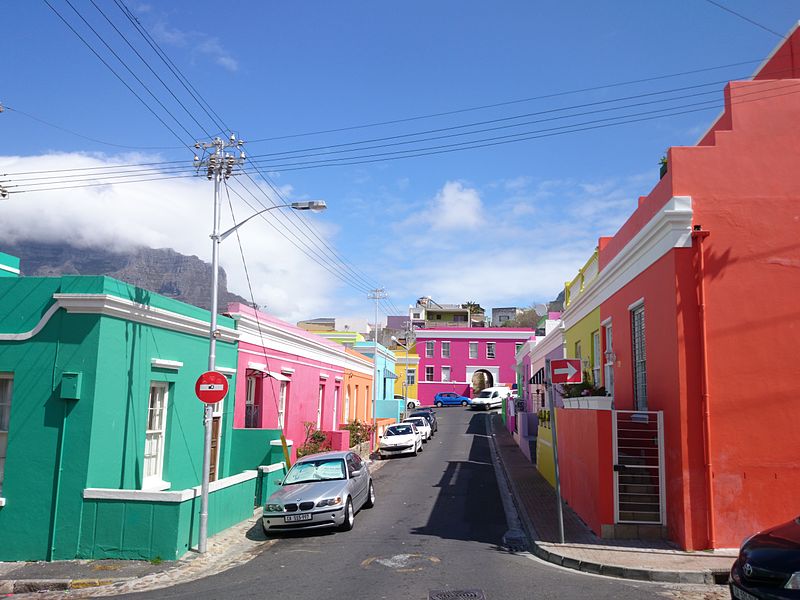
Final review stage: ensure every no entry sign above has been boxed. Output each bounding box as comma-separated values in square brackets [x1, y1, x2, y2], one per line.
[195, 371, 229, 404]
[550, 359, 582, 384]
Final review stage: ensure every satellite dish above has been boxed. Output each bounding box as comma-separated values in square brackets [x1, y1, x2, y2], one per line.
[533, 303, 548, 316]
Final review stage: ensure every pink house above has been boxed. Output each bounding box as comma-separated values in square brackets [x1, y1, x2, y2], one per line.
[414, 328, 536, 406]
[225, 303, 373, 460]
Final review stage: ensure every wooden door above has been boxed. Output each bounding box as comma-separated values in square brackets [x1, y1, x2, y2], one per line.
[209, 416, 221, 482]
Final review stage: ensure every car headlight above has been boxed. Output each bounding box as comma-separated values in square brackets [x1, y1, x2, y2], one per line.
[786, 572, 800, 589]
[264, 503, 284, 513]
[316, 496, 343, 507]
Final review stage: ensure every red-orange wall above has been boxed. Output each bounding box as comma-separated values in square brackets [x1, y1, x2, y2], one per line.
[597, 67, 800, 549]
[556, 408, 614, 535]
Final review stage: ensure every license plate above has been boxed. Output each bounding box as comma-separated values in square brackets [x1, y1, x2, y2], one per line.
[731, 584, 759, 600]
[284, 513, 313, 523]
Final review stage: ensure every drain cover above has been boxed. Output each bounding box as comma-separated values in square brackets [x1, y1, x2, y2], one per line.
[429, 591, 486, 600]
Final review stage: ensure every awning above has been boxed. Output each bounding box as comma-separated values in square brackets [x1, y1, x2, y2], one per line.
[383, 369, 398, 380]
[247, 362, 290, 381]
[529, 367, 545, 385]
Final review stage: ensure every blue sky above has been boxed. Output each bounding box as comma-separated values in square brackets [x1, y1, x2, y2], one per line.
[1, 1, 798, 325]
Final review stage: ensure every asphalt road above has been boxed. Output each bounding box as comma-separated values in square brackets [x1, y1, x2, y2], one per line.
[119, 409, 705, 600]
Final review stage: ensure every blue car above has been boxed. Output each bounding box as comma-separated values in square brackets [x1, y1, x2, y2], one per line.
[433, 392, 472, 407]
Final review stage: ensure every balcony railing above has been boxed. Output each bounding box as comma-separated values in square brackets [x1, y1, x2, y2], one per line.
[564, 249, 599, 307]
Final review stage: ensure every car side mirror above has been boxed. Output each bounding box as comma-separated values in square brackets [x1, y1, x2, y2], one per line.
[350, 469, 362, 478]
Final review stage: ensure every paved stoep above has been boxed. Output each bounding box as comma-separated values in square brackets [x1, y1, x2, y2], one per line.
[86, 409, 712, 600]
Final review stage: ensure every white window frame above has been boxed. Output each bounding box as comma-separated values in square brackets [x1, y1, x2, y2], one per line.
[406, 368, 416, 386]
[317, 384, 324, 429]
[425, 341, 434, 358]
[486, 342, 496, 359]
[344, 388, 351, 423]
[332, 387, 339, 429]
[592, 330, 602, 387]
[425, 366, 434, 382]
[631, 304, 647, 410]
[0, 373, 13, 496]
[441, 341, 451, 358]
[278, 381, 288, 429]
[144, 382, 169, 490]
[604, 322, 614, 398]
[441, 366, 451, 382]
[245, 375, 258, 428]
[469, 341, 478, 359]
[515, 342, 523, 355]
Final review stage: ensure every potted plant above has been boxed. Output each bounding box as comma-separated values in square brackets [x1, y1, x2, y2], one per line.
[557, 371, 611, 409]
[659, 154, 668, 179]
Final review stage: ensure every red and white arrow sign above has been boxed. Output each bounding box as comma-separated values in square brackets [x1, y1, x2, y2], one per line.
[550, 359, 582, 384]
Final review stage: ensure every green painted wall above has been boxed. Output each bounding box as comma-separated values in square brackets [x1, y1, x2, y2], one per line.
[564, 307, 602, 385]
[227, 429, 282, 474]
[0, 275, 250, 561]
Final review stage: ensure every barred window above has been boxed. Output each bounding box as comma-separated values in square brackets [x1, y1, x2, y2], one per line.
[631, 305, 647, 410]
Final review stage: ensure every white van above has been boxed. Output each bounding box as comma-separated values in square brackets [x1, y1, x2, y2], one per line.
[470, 386, 512, 410]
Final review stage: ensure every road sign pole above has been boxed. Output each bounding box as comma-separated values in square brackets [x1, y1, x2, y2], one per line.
[545, 358, 566, 544]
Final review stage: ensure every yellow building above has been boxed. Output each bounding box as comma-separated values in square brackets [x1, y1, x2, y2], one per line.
[392, 346, 419, 402]
[561, 248, 604, 387]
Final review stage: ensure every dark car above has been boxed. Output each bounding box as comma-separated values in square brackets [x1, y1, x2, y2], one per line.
[433, 392, 471, 407]
[730, 516, 800, 599]
[409, 410, 437, 433]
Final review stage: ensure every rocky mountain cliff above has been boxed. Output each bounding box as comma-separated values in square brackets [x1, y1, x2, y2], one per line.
[1, 241, 250, 312]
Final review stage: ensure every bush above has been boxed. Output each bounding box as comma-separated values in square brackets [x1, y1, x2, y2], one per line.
[342, 420, 373, 447]
[296, 421, 331, 458]
[557, 371, 607, 398]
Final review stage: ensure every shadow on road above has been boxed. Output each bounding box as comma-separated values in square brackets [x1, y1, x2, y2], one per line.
[410, 413, 507, 545]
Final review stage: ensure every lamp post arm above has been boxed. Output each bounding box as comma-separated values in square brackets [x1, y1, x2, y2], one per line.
[217, 204, 290, 242]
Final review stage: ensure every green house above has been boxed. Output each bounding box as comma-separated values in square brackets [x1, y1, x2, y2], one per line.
[0, 270, 285, 561]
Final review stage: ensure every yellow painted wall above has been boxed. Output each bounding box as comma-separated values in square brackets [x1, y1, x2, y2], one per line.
[564, 306, 602, 386]
[536, 410, 556, 487]
[393, 352, 419, 400]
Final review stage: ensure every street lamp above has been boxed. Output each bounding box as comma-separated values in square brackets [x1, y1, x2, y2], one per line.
[199, 168, 326, 553]
[391, 335, 409, 409]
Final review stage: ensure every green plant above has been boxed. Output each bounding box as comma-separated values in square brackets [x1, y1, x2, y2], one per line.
[342, 420, 373, 447]
[658, 154, 668, 168]
[149, 556, 163, 565]
[296, 421, 331, 458]
[557, 370, 607, 398]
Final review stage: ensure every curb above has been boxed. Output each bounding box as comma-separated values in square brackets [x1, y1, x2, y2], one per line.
[0, 577, 131, 594]
[487, 414, 728, 586]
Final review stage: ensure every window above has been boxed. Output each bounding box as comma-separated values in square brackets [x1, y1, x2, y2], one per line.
[317, 384, 324, 429]
[0, 374, 13, 495]
[406, 368, 416, 386]
[486, 342, 496, 359]
[604, 323, 614, 398]
[425, 366, 434, 381]
[345, 388, 351, 423]
[144, 382, 169, 488]
[441, 366, 451, 382]
[515, 342, 523, 355]
[332, 387, 339, 429]
[575, 340, 582, 361]
[412, 312, 421, 319]
[244, 375, 260, 428]
[425, 341, 434, 358]
[435, 314, 442, 320]
[278, 381, 288, 428]
[499, 315, 509, 322]
[454, 314, 467, 322]
[441, 341, 451, 358]
[632, 305, 647, 410]
[469, 342, 478, 359]
[592, 330, 602, 387]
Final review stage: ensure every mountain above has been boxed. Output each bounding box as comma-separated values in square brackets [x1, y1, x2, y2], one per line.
[0, 241, 250, 312]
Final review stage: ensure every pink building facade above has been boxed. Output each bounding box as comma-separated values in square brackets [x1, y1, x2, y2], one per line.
[225, 303, 373, 460]
[414, 328, 536, 406]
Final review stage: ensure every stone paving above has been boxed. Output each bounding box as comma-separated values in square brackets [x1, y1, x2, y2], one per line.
[490, 414, 737, 583]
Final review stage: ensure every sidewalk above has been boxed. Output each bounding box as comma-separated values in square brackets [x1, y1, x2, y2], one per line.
[1, 457, 387, 597]
[490, 414, 736, 585]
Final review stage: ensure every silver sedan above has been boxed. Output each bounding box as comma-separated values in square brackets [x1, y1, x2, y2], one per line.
[262, 450, 375, 534]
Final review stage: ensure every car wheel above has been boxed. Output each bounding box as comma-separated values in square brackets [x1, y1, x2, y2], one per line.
[461, 400, 468, 406]
[364, 481, 375, 509]
[411, 445, 417, 456]
[419, 440, 424, 452]
[435, 401, 443, 407]
[339, 497, 355, 531]
[261, 520, 270, 537]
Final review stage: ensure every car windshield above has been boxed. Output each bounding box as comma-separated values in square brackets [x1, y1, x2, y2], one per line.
[283, 458, 346, 484]
[386, 425, 413, 436]
[405, 418, 425, 427]
[477, 390, 492, 398]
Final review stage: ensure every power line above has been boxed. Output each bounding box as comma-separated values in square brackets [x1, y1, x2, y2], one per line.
[246, 59, 763, 144]
[702, 0, 784, 38]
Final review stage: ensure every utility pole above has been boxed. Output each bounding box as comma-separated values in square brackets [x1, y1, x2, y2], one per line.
[368, 288, 387, 448]
[194, 134, 245, 554]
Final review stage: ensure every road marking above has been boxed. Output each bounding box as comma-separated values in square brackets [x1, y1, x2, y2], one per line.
[362, 553, 441, 571]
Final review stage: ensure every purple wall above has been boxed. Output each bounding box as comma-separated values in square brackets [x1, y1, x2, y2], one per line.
[415, 328, 535, 406]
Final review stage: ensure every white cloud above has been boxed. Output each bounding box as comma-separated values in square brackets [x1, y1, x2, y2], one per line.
[149, 18, 239, 72]
[0, 153, 337, 322]
[428, 180, 483, 231]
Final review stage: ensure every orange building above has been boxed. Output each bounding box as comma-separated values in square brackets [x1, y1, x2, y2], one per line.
[552, 28, 800, 550]
[342, 347, 374, 425]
